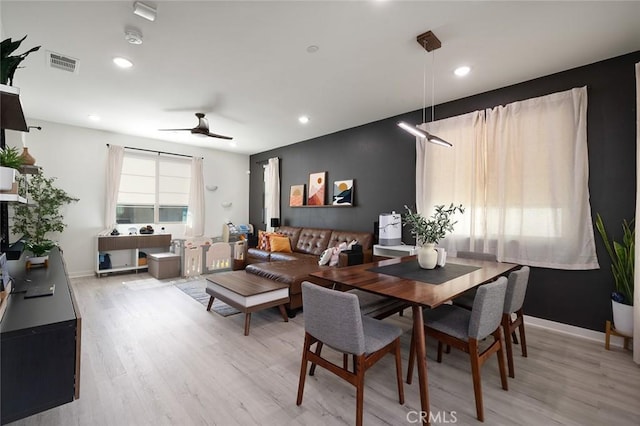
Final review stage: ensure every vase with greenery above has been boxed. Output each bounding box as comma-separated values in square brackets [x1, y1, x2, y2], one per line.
[404, 203, 464, 269]
[12, 173, 78, 259]
[595, 213, 634, 335]
[1, 35, 41, 86]
[0, 146, 24, 191]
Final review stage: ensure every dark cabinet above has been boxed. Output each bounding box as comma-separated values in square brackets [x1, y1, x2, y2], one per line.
[1, 248, 80, 424]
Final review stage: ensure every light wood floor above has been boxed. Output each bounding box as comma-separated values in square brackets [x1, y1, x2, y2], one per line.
[10, 273, 640, 426]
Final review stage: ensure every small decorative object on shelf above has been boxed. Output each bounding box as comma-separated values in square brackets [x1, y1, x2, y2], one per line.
[139, 225, 154, 234]
[19, 146, 35, 165]
[403, 203, 464, 269]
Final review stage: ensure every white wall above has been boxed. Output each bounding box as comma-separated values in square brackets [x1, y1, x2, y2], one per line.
[4, 119, 250, 277]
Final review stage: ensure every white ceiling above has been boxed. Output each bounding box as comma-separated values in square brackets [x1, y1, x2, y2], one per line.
[1, 1, 639, 155]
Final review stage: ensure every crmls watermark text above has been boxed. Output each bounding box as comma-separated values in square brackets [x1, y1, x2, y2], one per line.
[406, 410, 458, 424]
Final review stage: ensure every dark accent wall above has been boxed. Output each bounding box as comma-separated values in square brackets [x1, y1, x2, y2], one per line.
[250, 51, 640, 332]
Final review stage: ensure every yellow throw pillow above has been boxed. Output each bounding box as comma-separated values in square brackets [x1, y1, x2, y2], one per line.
[269, 234, 292, 253]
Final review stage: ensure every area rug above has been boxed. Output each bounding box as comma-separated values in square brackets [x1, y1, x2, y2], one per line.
[171, 277, 241, 317]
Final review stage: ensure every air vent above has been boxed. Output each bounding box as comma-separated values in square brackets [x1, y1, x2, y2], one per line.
[47, 51, 79, 73]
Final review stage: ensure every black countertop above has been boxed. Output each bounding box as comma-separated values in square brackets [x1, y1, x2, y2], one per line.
[1, 248, 76, 335]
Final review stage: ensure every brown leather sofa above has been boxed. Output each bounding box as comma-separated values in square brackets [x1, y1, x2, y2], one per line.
[245, 226, 373, 314]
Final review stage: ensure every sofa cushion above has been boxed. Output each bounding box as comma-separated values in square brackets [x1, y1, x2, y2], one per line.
[247, 248, 271, 262]
[275, 226, 302, 248]
[246, 260, 326, 296]
[269, 234, 292, 253]
[295, 228, 332, 255]
[269, 252, 317, 262]
[328, 230, 373, 251]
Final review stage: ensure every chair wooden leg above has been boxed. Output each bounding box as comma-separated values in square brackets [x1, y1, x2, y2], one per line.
[517, 309, 528, 357]
[494, 329, 509, 391]
[355, 354, 365, 426]
[502, 315, 515, 378]
[445, 344, 451, 354]
[296, 333, 312, 405]
[512, 331, 519, 344]
[343, 353, 349, 371]
[393, 339, 405, 404]
[406, 330, 415, 384]
[309, 342, 323, 376]
[468, 338, 484, 422]
[437, 341, 444, 363]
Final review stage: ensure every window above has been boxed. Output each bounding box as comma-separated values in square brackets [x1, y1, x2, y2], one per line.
[116, 153, 191, 224]
[417, 87, 598, 270]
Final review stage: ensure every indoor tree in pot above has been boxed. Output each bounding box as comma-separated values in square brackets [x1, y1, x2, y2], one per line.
[12, 173, 78, 264]
[595, 213, 634, 336]
[404, 203, 464, 269]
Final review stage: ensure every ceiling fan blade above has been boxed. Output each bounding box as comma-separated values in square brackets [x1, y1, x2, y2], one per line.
[158, 128, 194, 132]
[206, 132, 233, 140]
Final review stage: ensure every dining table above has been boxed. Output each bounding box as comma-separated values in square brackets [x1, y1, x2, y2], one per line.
[308, 254, 519, 425]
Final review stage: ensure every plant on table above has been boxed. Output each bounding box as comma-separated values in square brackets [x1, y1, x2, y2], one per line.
[12, 173, 78, 257]
[403, 203, 465, 246]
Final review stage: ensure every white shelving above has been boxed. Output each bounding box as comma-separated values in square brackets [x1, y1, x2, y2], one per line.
[0, 194, 26, 203]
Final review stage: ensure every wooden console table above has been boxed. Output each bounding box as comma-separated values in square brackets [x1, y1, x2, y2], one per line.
[96, 233, 171, 276]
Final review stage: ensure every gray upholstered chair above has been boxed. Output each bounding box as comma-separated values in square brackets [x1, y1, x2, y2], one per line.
[452, 251, 498, 309]
[297, 282, 404, 426]
[501, 266, 530, 378]
[407, 277, 509, 422]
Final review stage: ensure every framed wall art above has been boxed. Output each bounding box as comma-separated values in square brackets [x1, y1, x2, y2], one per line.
[307, 172, 326, 206]
[332, 179, 354, 206]
[290, 184, 305, 206]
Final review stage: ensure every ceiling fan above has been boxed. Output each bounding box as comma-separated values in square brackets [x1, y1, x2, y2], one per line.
[159, 112, 232, 140]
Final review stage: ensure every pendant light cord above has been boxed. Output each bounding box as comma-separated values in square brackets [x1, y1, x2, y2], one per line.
[422, 41, 427, 125]
[431, 50, 435, 123]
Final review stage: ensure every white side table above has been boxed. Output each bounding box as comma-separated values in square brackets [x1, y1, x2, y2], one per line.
[373, 244, 418, 258]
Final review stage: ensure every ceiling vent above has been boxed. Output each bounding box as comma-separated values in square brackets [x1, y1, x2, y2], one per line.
[47, 51, 79, 74]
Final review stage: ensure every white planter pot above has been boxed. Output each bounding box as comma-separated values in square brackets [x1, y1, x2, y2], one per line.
[0, 166, 16, 191]
[611, 300, 634, 336]
[417, 243, 438, 269]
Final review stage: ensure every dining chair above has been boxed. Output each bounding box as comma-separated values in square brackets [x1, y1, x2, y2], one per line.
[297, 282, 404, 426]
[452, 251, 498, 309]
[407, 277, 509, 422]
[501, 266, 530, 378]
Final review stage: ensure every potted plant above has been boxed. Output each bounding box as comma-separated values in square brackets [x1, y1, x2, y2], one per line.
[0, 146, 24, 191]
[12, 173, 78, 264]
[595, 213, 634, 336]
[1, 35, 41, 86]
[404, 203, 464, 269]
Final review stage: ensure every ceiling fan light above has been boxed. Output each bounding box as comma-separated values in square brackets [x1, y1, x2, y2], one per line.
[398, 121, 427, 138]
[454, 66, 471, 77]
[113, 57, 133, 68]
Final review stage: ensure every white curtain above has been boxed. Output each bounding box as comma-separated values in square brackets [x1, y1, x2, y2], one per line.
[185, 157, 204, 237]
[104, 144, 124, 233]
[417, 87, 598, 270]
[417, 111, 485, 253]
[634, 62, 639, 364]
[265, 157, 280, 231]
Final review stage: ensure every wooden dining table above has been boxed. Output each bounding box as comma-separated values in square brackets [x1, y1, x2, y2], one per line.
[308, 255, 519, 425]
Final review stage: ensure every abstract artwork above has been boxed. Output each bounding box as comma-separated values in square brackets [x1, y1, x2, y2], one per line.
[308, 172, 326, 206]
[290, 184, 305, 206]
[332, 179, 354, 205]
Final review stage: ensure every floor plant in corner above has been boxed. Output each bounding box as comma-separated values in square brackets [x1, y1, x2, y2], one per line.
[12, 173, 78, 264]
[595, 213, 634, 336]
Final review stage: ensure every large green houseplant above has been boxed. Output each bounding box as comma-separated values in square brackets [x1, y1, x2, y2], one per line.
[595, 213, 634, 335]
[404, 203, 464, 269]
[1, 35, 41, 86]
[12, 173, 78, 258]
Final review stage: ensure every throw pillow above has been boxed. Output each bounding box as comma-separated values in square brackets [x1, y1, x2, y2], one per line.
[258, 230, 271, 251]
[269, 234, 292, 253]
[318, 248, 332, 266]
[329, 242, 348, 267]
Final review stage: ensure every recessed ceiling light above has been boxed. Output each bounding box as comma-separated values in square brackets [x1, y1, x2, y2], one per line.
[306, 45, 319, 54]
[454, 66, 471, 77]
[88, 114, 100, 121]
[298, 115, 310, 124]
[113, 57, 133, 68]
[229, 141, 237, 147]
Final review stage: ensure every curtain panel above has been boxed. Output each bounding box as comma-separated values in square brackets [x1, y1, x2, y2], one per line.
[417, 87, 598, 270]
[103, 144, 124, 233]
[265, 157, 280, 231]
[185, 157, 204, 237]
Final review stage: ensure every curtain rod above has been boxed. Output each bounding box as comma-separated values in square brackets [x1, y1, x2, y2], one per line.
[106, 144, 202, 159]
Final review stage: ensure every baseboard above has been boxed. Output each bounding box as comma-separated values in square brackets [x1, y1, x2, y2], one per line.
[68, 270, 96, 279]
[525, 315, 628, 349]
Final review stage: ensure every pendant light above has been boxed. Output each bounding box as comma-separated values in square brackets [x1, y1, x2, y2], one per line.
[398, 30, 452, 148]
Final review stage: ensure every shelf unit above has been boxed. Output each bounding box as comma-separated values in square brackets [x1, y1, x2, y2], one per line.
[96, 234, 172, 276]
[373, 244, 418, 258]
